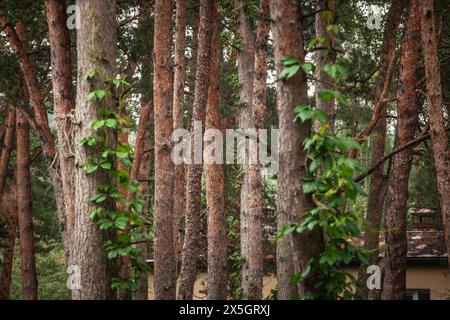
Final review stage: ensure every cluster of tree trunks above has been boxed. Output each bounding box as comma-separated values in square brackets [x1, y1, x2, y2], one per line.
[0, 0, 449, 302]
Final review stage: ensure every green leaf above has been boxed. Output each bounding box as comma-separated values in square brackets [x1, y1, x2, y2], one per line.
[324, 64, 338, 78]
[85, 162, 99, 174]
[99, 161, 112, 170]
[318, 90, 335, 101]
[294, 105, 313, 123]
[279, 64, 300, 80]
[91, 120, 106, 130]
[312, 110, 328, 124]
[114, 216, 129, 229]
[99, 220, 114, 230]
[301, 62, 316, 74]
[95, 90, 107, 99]
[105, 119, 118, 128]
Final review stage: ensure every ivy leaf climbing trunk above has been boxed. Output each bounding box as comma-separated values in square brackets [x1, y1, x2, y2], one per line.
[315, 0, 336, 133]
[72, 0, 118, 300]
[270, 0, 324, 299]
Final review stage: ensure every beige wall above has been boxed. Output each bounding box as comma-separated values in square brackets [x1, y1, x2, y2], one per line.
[148, 266, 450, 300]
[345, 265, 450, 300]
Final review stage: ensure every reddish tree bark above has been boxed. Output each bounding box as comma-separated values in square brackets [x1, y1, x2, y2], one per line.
[0, 186, 18, 300]
[0, 111, 15, 196]
[358, 0, 405, 299]
[271, 0, 324, 299]
[153, 0, 177, 300]
[173, 0, 188, 273]
[382, 0, 421, 300]
[420, 0, 450, 268]
[16, 110, 38, 300]
[133, 102, 153, 300]
[239, 0, 270, 300]
[44, 0, 76, 264]
[178, 0, 215, 300]
[205, 3, 227, 300]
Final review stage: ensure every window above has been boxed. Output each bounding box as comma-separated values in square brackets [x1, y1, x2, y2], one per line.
[406, 289, 431, 300]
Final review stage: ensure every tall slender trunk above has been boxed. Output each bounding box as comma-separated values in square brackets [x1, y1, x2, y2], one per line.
[270, 0, 324, 299]
[235, 0, 258, 300]
[358, 0, 404, 299]
[420, 0, 450, 269]
[133, 102, 153, 300]
[0, 111, 15, 195]
[315, 0, 336, 132]
[240, 0, 270, 300]
[44, 0, 76, 265]
[0, 187, 18, 300]
[153, 0, 176, 300]
[0, 110, 16, 300]
[72, 0, 118, 300]
[205, 3, 227, 300]
[382, 0, 421, 300]
[178, 0, 216, 300]
[173, 0, 188, 273]
[16, 110, 38, 300]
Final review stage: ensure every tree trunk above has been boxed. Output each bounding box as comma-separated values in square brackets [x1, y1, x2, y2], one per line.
[205, 3, 227, 300]
[153, 0, 177, 300]
[133, 102, 153, 300]
[270, 0, 324, 299]
[382, 0, 421, 300]
[420, 0, 450, 269]
[358, 0, 404, 299]
[173, 0, 188, 274]
[44, 0, 76, 265]
[72, 0, 117, 300]
[178, 0, 215, 300]
[315, 0, 336, 133]
[0, 111, 15, 195]
[0, 187, 18, 300]
[235, 0, 258, 300]
[16, 110, 38, 300]
[238, 0, 270, 300]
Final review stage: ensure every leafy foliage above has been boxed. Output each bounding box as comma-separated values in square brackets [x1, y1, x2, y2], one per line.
[79, 70, 151, 291]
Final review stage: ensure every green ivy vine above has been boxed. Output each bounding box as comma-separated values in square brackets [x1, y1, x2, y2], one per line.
[79, 68, 152, 291]
[277, 17, 368, 299]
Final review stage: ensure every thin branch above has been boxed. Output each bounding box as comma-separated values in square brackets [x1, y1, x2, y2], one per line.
[355, 128, 450, 183]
